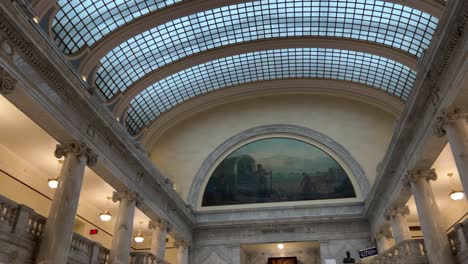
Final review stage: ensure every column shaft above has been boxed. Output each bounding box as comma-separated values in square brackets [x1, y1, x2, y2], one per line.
[408, 170, 455, 263]
[390, 213, 411, 243]
[176, 242, 189, 264]
[37, 143, 96, 264]
[444, 119, 468, 200]
[375, 234, 392, 253]
[149, 220, 167, 258]
[109, 192, 137, 264]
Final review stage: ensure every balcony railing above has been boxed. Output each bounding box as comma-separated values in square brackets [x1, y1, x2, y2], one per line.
[449, 219, 468, 264]
[130, 252, 171, 264]
[0, 195, 171, 264]
[368, 239, 428, 264]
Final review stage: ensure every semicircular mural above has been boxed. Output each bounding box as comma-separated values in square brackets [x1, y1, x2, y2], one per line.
[202, 137, 356, 207]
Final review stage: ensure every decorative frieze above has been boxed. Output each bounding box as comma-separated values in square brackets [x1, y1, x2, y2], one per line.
[0, 66, 15, 94]
[54, 142, 98, 166]
[434, 107, 467, 137]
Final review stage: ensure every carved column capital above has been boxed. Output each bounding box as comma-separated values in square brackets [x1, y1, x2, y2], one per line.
[54, 142, 98, 166]
[406, 169, 437, 183]
[148, 219, 169, 231]
[112, 191, 142, 206]
[434, 107, 467, 137]
[385, 205, 410, 220]
[374, 230, 392, 240]
[174, 240, 190, 248]
[0, 67, 16, 94]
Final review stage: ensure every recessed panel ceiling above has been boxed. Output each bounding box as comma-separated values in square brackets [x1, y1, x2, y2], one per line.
[126, 48, 416, 135]
[91, 0, 437, 99]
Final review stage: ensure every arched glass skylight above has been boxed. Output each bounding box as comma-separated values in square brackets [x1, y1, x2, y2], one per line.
[95, 0, 437, 100]
[126, 48, 416, 135]
[52, 0, 182, 54]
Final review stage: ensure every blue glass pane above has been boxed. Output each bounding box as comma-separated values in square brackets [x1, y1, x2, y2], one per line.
[126, 48, 416, 135]
[52, 0, 182, 54]
[95, 0, 437, 99]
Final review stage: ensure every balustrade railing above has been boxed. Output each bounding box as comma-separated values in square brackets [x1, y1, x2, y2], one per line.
[0, 195, 18, 228]
[98, 247, 110, 264]
[26, 212, 46, 238]
[130, 252, 170, 264]
[368, 239, 428, 264]
[449, 219, 468, 264]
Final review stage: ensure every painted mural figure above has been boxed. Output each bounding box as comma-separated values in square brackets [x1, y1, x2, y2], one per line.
[202, 138, 356, 206]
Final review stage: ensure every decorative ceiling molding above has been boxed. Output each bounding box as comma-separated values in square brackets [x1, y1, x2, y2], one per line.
[111, 37, 415, 119]
[73, 0, 444, 77]
[187, 124, 371, 208]
[138, 79, 404, 148]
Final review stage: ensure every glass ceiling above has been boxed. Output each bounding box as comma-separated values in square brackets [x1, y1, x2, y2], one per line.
[94, 0, 437, 99]
[52, 0, 182, 54]
[126, 48, 416, 135]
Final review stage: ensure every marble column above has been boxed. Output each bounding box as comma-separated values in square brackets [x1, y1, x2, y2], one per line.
[175, 240, 189, 264]
[109, 191, 140, 264]
[374, 230, 392, 253]
[148, 219, 168, 258]
[435, 107, 468, 201]
[385, 205, 411, 243]
[406, 169, 455, 263]
[36, 143, 97, 264]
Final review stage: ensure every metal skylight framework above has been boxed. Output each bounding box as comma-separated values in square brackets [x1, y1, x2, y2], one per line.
[52, 0, 182, 54]
[93, 0, 437, 99]
[126, 48, 416, 135]
[47, 0, 441, 136]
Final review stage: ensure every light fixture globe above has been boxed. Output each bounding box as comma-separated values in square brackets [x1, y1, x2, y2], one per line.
[277, 243, 284, 250]
[99, 211, 112, 222]
[449, 189, 464, 201]
[134, 234, 144, 243]
[48, 178, 59, 189]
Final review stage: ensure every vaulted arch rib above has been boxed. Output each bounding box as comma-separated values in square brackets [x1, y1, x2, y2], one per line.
[89, 0, 437, 103]
[121, 48, 415, 135]
[112, 38, 417, 118]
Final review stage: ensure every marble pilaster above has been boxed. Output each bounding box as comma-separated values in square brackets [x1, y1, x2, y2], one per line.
[148, 219, 168, 258]
[406, 169, 455, 263]
[385, 205, 411, 243]
[435, 107, 468, 201]
[109, 191, 140, 264]
[36, 143, 97, 264]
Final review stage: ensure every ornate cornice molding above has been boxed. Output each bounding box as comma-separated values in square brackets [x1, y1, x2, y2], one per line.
[433, 107, 467, 137]
[112, 190, 142, 206]
[54, 142, 98, 166]
[406, 169, 438, 183]
[385, 205, 410, 220]
[0, 66, 16, 94]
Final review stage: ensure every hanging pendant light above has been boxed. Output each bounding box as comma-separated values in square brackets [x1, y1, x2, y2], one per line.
[100, 196, 113, 222]
[277, 243, 284, 250]
[448, 173, 464, 201]
[48, 160, 63, 189]
[134, 221, 145, 243]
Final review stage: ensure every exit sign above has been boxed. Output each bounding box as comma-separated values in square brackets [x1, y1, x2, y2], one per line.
[90, 229, 98, 235]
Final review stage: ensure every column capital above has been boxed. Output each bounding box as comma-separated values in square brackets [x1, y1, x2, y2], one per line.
[405, 169, 437, 183]
[434, 107, 467, 137]
[0, 67, 16, 94]
[174, 239, 190, 248]
[385, 205, 410, 220]
[54, 142, 98, 166]
[112, 190, 142, 205]
[374, 230, 392, 240]
[148, 219, 169, 231]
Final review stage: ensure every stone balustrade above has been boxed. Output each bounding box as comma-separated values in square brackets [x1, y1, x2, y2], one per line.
[448, 219, 468, 264]
[130, 252, 170, 264]
[368, 239, 428, 264]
